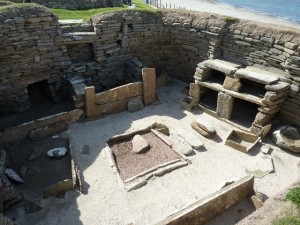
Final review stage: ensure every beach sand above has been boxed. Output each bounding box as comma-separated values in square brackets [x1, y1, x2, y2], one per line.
[159, 0, 300, 29]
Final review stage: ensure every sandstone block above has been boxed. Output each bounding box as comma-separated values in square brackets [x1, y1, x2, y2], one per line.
[142, 68, 156, 106]
[216, 92, 234, 119]
[223, 77, 242, 92]
[29, 121, 68, 141]
[191, 121, 214, 138]
[195, 119, 216, 134]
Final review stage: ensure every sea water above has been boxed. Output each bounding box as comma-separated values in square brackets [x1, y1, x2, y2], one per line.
[213, 0, 300, 23]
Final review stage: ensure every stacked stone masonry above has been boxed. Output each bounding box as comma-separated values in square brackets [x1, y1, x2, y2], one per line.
[0, 4, 299, 126]
[9, 0, 123, 9]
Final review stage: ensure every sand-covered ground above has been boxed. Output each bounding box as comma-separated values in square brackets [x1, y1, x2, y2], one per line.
[159, 0, 300, 29]
[8, 79, 300, 225]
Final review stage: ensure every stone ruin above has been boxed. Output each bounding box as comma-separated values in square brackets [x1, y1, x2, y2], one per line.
[0, 2, 300, 224]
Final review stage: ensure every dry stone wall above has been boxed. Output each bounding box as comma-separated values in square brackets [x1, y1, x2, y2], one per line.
[9, 0, 123, 9]
[0, 4, 71, 115]
[0, 6, 299, 125]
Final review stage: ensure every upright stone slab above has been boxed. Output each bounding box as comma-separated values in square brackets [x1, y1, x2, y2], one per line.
[85, 86, 101, 118]
[216, 92, 234, 119]
[142, 68, 156, 106]
[189, 83, 200, 103]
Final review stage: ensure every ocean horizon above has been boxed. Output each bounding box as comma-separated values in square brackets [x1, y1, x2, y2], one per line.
[207, 0, 300, 24]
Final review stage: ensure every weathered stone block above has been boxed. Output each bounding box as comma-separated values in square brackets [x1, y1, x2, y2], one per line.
[223, 76, 242, 92]
[142, 68, 156, 106]
[216, 92, 234, 119]
[85, 86, 101, 118]
[189, 83, 200, 103]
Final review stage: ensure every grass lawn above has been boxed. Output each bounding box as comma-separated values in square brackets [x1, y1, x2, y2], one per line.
[272, 186, 300, 225]
[50, 0, 154, 21]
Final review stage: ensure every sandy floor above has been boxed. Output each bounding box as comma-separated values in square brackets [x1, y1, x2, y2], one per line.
[11, 79, 300, 225]
[159, 0, 300, 29]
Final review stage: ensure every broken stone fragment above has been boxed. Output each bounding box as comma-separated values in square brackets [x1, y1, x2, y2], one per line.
[169, 134, 193, 156]
[47, 147, 68, 159]
[272, 126, 300, 153]
[195, 119, 216, 134]
[261, 145, 271, 154]
[191, 121, 213, 138]
[5, 168, 24, 183]
[251, 195, 264, 210]
[29, 146, 43, 161]
[132, 135, 150, 154]
[245, 154, 274, 178]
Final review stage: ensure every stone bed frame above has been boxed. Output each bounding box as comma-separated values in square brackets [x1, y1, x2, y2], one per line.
[105, 126, 190, 191]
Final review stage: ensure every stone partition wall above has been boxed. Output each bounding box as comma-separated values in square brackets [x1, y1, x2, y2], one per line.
[9, 0, 123, 9]
[0, 5, 299, 125]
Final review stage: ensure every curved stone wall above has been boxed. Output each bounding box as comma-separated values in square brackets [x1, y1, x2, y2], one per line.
[0, 6, 299, 125]
[9, 0, 123, 9]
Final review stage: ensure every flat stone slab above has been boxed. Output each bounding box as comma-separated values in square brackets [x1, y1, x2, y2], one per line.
[235, 67, 279, 85]
[245, 153, 274, 178]
[169, 134, 193, 156]
[265, 81, 290, 92]
[204, 59, 241, 75]
[195, 119, 216, 134]
[59, 19, 84, 24]
[175, 128, 204, 150]
[191, 121, 214, 138]
[132, 134, 150, 154]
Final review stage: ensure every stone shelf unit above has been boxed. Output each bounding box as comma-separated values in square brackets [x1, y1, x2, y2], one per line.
[192, 59, 291, 135]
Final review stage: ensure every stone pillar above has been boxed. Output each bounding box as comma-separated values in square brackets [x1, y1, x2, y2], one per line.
[216, 92, 234, 119]
[142, 68, 156, 106]
[223, 76, 242, 92]
[189, 83, 200, 103]
[85, 86, 101, 118]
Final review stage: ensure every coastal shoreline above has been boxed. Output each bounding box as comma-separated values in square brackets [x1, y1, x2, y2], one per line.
[159, 0, 300, 30]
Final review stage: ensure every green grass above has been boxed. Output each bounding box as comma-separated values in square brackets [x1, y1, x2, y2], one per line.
[272, 187, 300, 225]
[286, 187, 300, 208]
[50, 0, 154, 22]
[272, 216, 300, 225]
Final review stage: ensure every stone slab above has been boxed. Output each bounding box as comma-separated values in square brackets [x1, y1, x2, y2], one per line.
[29, 121, 68, 141]
[216, 92, 234, 119]
[142, 68, 156, 106]
[235, 67, 279, 85]
[85, 86, 101, 118]
[0, 111, 79, 144]
[175, 128, 204, 150]
[155, 176, 254, 225]
[204, 59, 241, 75]
[95, 82, 142, 105]
[189, 83, 200, 103]
[265, 82, 290, 92]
